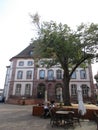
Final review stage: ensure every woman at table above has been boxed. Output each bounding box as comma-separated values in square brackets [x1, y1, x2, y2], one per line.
[43, 103, 50, 118]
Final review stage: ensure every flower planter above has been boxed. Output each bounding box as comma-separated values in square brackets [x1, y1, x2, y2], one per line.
[32, 106, 44, 116]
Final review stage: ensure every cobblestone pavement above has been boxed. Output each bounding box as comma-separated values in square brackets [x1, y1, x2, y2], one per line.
[0, 103, 97, 130]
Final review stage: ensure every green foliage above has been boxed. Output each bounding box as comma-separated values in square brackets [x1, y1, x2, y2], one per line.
[32, 17, 98, 77]
[31, 14, 98, 105]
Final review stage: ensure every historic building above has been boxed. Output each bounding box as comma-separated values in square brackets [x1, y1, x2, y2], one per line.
[4, 44, 95, 105]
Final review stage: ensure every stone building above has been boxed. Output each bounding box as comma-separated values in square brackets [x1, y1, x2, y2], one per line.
[4, 44, 95, 105]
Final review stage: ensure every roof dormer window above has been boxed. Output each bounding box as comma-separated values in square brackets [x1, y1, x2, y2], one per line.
[29, 50, 33, 56]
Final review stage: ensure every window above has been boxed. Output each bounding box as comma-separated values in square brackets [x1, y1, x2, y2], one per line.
[71, 84, 77, 95]
[48, 70, 54, 80]
[56, 87, 62, 99]
[26, 71, 32, 79]
[40, 60, 44, 66]
[15, 84, 21, 95]
[80, 70, 86, 79]
[25, 84, 31, 95]
[37, 83, 45, 98]
[96, 57, 98, 62]
[71, 71, 76, 79]
[27, 61, 33, 66]
[17, 71, 23, 79]
[81, 84, 89, 95]
[19, 61, 24, 66]
[29, 50, 33, 56]
[39, 70, 45, 79]
[56, 69, 62, 79]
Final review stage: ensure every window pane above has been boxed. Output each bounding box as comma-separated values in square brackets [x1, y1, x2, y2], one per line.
[25, 84, 31, 95]
[71, 71, 76, 79]
[15, 84, 21, 95]
[71, 84, 77, 95]
[27, 61, 33, 66]
[40, 60, 44, 66]
[26, 71, 32, 79]
[39, 70, 45, 79]
[81, 85, 89, 95]
[29, 51, 33, 56]
[48, 70, 54, 80]
[80, 70, 86, 79]
[17, 71, 23, 79]
[56, 70, 62, 79]
[19, 61, 24, 66]
[56, 87, 62, 99]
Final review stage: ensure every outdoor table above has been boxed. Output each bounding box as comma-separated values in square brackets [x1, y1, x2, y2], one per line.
[56, 110, 74, 114]
[55, 110, 74, 127]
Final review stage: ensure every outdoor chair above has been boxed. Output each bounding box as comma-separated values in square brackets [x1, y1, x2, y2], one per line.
[63, 112, 75, 129]
[93, 111, 98, 130]
[49, 108, 59, 127]
[73, 110, 81, 127]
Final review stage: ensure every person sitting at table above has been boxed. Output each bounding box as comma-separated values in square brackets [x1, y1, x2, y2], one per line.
[42, 102, 50, 118]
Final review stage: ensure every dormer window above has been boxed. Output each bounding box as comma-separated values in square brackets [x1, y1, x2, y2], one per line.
[40, 60, 44, 66]
[29, 50, 33, 56]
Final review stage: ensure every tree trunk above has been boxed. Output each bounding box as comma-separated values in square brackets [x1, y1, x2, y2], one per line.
[63, 69, 71, 106]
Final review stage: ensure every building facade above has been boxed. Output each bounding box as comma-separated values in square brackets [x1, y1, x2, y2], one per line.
[4, 44, 95, 105]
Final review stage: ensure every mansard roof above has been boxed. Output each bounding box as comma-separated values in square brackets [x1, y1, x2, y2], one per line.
[10, 44, 34, 61]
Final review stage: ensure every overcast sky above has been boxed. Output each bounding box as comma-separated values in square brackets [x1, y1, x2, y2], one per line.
[0, 0, 98, 88]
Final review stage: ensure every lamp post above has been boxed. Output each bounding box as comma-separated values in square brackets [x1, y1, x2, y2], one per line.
[94, 73, 98, 105]
[45, 90, 48, 103]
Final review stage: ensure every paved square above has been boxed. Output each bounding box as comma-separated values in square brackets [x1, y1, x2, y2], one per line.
[0, 103, 97, 130]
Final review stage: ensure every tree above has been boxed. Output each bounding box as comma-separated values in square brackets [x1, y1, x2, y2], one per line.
[31, 13, 98, 106]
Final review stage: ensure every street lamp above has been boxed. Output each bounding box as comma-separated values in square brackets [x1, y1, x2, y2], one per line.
[94, 72, 98, 105]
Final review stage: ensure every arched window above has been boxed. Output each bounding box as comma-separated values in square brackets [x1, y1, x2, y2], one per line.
[55, 84, 63, 100]
[39, 70, 45, 79]
[56, 87, 62, 99]
[56, 69, 62, 79]
[37, 84, 45, 98]
[48, 70, 54, 80]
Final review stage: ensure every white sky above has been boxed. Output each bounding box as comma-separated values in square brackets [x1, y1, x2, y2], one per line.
[0, 0, 98, 88]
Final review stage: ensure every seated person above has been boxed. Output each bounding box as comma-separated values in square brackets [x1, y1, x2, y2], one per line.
[42, 103, 50, 118]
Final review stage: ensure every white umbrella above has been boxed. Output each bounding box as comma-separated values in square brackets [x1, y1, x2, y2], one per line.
[77, 86, 86, 115]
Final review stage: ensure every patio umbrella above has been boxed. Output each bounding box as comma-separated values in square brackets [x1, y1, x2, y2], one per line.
[77, 86, 86, 115]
